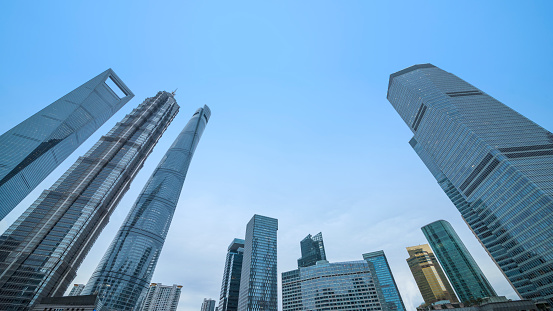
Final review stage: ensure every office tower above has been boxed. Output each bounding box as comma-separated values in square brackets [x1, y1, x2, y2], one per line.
[201, 299, 217, 311]
[68, 284, 86, 296]
[218, 239, 245, 311]
[0, 91, 179, 310]
[422, 220, 497, 302]
[82, 105, 210, 310]
[406, 244, 458, 305]
[238, 215, 278, 311]
[363, 250, 406, 311]
[297, 232, 326, 268]
[140, 283, 182, 311]
[0, 69, 133, 221]
[387, 64, 553, 303]
[282, 260, 384, 311]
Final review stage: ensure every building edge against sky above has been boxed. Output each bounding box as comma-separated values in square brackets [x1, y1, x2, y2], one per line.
[0, 68, 133, 221]
[387, 64, 553, 304]
[82, 103, 211, 311]
[422, 220, 497, 302]
[0, 90, 179, 310]
[218, 238, 245, 311]
[363, 250, 406, 311]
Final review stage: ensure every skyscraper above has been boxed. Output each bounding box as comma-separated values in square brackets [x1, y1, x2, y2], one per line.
[406, 244, 458, 305]
[387, 64, 553, 303]
[68, 284, 86, 296]
[0, 69, 133, 221]
[82, 105, 210, 310]
[282, 260, 384, 311]
[0, 91, 179, 310]
[201, 298, 217, 311]
[140, 283, 182, 311]
[238, 215, 278, 311]
[422, 220, 497, 302]
[363, 250, 406, 311]
[297, 232, 326, 268]
[218, 238, 245, 311]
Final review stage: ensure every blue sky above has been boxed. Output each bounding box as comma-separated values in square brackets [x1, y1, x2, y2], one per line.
[1, 1, 553, 310]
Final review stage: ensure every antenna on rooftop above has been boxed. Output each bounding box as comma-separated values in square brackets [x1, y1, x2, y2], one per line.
[171, 88, 178, 96]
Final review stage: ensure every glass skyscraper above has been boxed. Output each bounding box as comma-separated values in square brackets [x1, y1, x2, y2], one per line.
[387, 64, 553, 303]
[297, 232, 326, 268]
[282, 260, 384, 311]
[82, 105, 210, 310]
[238, 215, 278, 311]
[363, 251, 406, 311]
[0, 68, 133, 221]
[422, 220, 497, 302]
[0, 91, 178, 310]
[218, 238, 245, 311]
[201, 298, 217, 311]
[406, 244, 458, 305]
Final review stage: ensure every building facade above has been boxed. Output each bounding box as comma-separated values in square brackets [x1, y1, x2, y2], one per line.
[202, 298, 217, 311]
[140, 283, 182, 311]
[406, 244, 458, 305]
[82, 105, 210, 310]
[68, 284, 86, 296]
[422, 220, 497, 302]
[363, 251, 406, 311]
[298, 232, 326, 268]
[0, 91, 179, 310]
[0, 68, 133, 221]
[31, 295, 104, 311]
[237, 215, 278, 311]
[218, 238, 245, 311]
[282, 260, 384, 311]
[387, 64, 553, 303]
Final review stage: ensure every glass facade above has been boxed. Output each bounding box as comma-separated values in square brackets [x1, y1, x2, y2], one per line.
[282, 260, 384, 311]
[0, 91, 178, 310]
[0, 69, 133, 221]
[387, 64, 553, 304]
[363, 251, 406, 311]
[422, 220, 497, 302]
[140, 283, 182, 311]
[202, 298, 217, 311]
[298, 232, 326, 268]
[406, 244, 458, 305]
[68, 284, 85, 296]
[238, 215, 278, 311]
[82, 105, 210, 310]
[218, 238, 245, 311]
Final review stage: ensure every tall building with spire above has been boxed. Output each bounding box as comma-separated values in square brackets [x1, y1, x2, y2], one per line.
[218, 238, 245, 311]
[0, 91, 178, 310]
[422, 220, 497, 302]
[0, 69, 133, 221]
[82, 105, 211, 310]
[297, 232, 326, 268]
[406, 244, 458, 305]
[387, 64, 553, 303]
[238, 215, 278, 311]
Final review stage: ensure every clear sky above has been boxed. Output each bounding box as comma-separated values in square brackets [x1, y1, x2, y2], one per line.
[1, 1, 553, 310]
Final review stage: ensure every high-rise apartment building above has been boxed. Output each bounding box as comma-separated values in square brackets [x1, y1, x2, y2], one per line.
[68, 284, 86, 296]
[82, 105, 210, 310]
[0, 91, 179, 310]
[218, 238, 245, 311]
[297, 232, 326, 268]
[406, 244, 458, 305]
[387, 64, 553, 303]
[363, 251, 406, 311]
[282, 260, 384, 311]
[238, 215, 278, 311]
[140, 283, 182, 311]
[422, 220, 497, 302]
[201, 298, 217, 311]
[0, 69, 133, 221]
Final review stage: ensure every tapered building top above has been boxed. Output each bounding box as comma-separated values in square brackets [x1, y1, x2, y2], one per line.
[83, 105, 210, 311]
[298, 232, 326, 268]
[0, 69, 133, 221]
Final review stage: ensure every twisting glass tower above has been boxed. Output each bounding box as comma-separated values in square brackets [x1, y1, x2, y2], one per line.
[82, 105, 211, 311]
[0, 91, 179, 310]
[0, 69, 133, 221]
[387, 64, 553, 303]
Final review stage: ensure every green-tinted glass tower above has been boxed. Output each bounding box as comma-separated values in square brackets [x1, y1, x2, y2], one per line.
[297, 232, 326, 268]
